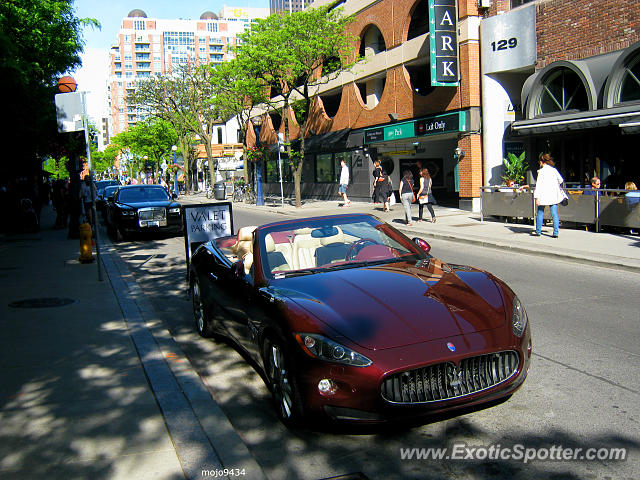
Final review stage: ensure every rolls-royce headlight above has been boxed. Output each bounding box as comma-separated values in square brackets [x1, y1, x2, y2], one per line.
[169, 207, 180, 214]
[121, 209, 136, 216]
[296, 333, 372, 367]
[512, 296, 528, 337]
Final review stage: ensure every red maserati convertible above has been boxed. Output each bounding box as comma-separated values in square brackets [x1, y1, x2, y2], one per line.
[189, 213, 531, 426]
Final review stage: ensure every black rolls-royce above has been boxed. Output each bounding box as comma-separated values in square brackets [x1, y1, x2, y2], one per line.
[106, 184, 182, 240]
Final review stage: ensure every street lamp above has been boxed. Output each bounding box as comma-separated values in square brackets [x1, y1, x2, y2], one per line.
[171, 145, 179, 197]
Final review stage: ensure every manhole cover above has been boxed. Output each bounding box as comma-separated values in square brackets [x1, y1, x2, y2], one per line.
[8, 297, 77, 308]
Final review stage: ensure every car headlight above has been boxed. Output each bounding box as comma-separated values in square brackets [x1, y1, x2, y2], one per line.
[169, 207, 180, 214]
[512, 296, 528, 337]
[121, 209, 136, 216]
[295, 333, 372, 367]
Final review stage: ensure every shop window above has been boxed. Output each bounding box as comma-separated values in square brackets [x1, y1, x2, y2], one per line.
[316, 153, 334, 183]
[359, 25, 386, 58]
[618, 54, 640, 104]
[536, 68, 589, 115]
[407, 0, 430, 41]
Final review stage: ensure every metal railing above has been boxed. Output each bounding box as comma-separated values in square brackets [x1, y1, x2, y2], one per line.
[480, 187, 640, 232]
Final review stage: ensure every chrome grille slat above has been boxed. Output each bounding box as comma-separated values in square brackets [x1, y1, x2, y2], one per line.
[381, 351, 520, 404]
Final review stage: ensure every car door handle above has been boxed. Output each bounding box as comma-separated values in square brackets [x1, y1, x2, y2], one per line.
[209, 272, 218, 281]
[258, 288, 275, 303]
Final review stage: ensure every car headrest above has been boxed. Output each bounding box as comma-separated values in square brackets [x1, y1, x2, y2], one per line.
[237, 225, 257, 242]
[293, 227, 313, 235]
[320, 231, 345, 246]
[264, 234, 275, 252]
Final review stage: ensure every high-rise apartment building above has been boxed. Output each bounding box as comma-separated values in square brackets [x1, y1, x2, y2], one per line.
[107, 7, 269, 137]
[269, 0, 307, 15]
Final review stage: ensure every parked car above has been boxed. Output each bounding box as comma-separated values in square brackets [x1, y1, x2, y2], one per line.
[95, 179, 121, 210]
[100, 185, 119, 216]
[189, 213, 531, 426]
[106, 184, 182, 241]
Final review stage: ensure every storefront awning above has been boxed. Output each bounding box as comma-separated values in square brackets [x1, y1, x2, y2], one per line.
[511, 105, 640, 135]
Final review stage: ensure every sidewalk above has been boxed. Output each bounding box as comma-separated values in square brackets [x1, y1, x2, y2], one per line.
[201, 193, 640, 272]
[0, 205, 265, 480]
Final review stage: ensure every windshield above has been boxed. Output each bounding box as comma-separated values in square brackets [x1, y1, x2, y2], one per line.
[117, 186, 170, 203]
[96, 180, 119, 193]
[259, 216, 425, 278]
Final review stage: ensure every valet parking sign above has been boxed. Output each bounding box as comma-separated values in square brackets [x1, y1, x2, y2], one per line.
[183, 202, 234, 273]
[429, 0, 459, 86]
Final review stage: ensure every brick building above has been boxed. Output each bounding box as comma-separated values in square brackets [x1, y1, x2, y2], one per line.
[481, 0, 640, 190]
[253, 0, 486, 210]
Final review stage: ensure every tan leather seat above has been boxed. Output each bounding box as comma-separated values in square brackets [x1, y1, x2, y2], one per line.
[265, 234, 291, 272]
[292, 228, 321, 269]
[231, 226, 256, 275]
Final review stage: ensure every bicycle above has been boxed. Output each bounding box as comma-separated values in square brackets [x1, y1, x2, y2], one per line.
[232, 184, 257, 204]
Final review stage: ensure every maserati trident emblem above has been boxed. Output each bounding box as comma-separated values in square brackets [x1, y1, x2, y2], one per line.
[447, 342, 456, 352]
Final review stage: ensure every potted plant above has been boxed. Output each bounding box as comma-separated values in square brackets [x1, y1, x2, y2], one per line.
[502, 152, 528, 186]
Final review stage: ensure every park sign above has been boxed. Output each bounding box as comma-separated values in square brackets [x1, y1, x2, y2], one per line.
[183, 202, 234, 277]
[429, 0, 459, 86]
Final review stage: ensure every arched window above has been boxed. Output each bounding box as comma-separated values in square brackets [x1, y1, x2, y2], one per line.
[359, 25, 386, 58]
[536, 68, 589, 115]
[618, 54, 640, 104]
[407, 0, 430, 41]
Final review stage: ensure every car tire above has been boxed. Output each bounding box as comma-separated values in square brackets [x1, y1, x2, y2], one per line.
[262, 336, 304, 426]
[192, 278, 215, 337]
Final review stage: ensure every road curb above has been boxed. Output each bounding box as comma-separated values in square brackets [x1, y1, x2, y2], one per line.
[100, 238, 267, 480]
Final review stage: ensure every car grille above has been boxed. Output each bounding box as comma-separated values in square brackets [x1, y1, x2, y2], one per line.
[138, 207, 166, 221]
[381, 351, 519, 404]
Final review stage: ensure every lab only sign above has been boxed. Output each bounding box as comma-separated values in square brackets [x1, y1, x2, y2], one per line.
[183, 202, 234, 273]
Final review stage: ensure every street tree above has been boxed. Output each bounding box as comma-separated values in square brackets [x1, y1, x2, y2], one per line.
[129, 64, 220, 189]
[0, 0, 99, 176]
[206, 58, 268, 187]
[237, 6, 358, 207]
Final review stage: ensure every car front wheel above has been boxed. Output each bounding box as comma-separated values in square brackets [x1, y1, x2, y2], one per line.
[192, 278, 214, 337]
[263, 336, 304, 426]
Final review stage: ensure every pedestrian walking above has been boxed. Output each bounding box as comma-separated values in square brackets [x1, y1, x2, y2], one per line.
[532, 153, 567, 238]
[372, 160, 392, 211]
[338, 159, 351, 207]
[416, 168, 436, 223]
[79, 175, 97, 228]
[399, 170, 415, 226]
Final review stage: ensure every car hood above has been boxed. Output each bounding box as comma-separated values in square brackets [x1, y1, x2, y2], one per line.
[116, 200, 178, 208]
[272, 261, 507, 350]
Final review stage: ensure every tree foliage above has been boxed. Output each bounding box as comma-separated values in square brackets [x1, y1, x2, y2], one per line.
[236, 6, 358, 207]
[129, 64, 220, 189]
[108, 119, 177, 180]
[0, 0, 99, 176]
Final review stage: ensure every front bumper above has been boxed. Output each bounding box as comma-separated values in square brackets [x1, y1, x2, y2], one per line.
[294, 327, 532, 423]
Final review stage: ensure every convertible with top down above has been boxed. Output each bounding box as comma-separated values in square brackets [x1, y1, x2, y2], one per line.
[189, 213, 531, 425]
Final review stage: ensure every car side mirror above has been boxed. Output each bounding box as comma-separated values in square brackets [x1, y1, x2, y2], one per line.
[412, 237, 431, 254]
[172, 193, 178, 199]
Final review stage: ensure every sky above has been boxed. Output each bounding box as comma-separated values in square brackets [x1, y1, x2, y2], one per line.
[69, 0, 268, 122]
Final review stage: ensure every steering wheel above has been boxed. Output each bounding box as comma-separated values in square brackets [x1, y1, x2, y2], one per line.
[345, 238, 380, 261]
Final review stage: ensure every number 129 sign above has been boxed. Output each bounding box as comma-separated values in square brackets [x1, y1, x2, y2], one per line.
[491, 38, 518, 51]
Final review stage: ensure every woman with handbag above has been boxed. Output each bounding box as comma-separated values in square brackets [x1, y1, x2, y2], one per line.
[399, 170, 415, 226]
[532, 153, 567, 238]
[372, 160, 392, 211]
[416, 168, 436, 223]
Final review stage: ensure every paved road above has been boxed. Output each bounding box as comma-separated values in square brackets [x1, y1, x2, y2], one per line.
[101, 209, 640, 480]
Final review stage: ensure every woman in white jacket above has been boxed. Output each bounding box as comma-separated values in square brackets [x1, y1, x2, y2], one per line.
[533, 153, 566, 237]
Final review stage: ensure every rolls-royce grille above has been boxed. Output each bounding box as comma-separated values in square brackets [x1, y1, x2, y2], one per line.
[381, 351, 519, 404]
[138, 207, 167, 227]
